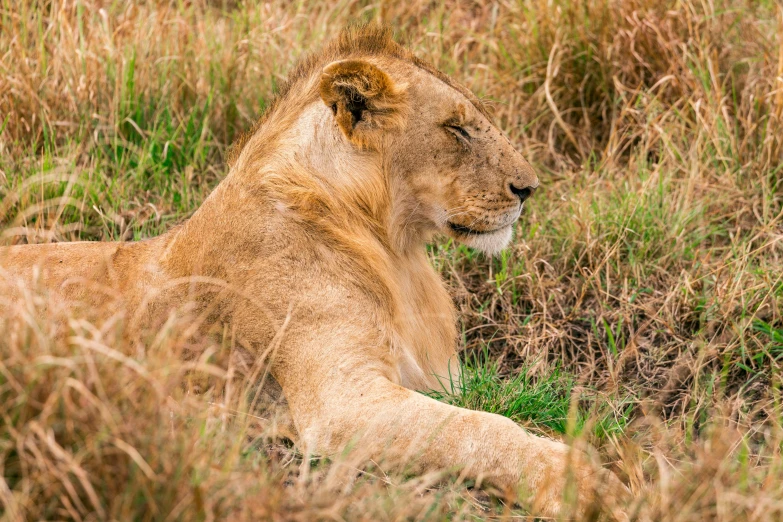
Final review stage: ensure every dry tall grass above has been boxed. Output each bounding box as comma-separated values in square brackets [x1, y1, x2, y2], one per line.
[1, 0, 782, 520]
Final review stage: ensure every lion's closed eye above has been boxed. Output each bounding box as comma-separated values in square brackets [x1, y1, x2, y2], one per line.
[444, 124, 472, 147]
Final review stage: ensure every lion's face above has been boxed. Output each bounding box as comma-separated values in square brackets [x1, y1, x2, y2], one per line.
[388, 65, 539, 255]
[319, 57, 538, 255]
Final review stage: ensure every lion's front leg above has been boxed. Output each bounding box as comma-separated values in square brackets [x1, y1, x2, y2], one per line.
[275, 345, 629, 520]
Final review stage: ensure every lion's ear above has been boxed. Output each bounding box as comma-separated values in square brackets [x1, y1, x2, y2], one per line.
[319, 59, 408, 150]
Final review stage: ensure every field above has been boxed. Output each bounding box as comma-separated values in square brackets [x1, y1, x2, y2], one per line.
[1, 0, 782, 520]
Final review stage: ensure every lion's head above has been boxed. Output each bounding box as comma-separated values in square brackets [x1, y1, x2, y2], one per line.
[232, 26, 539, 256]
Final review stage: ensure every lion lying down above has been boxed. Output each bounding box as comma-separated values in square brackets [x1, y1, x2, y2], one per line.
[1, 26, 629, 519]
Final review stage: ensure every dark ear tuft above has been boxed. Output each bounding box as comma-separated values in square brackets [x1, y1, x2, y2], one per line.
[319, 59, 408, 149]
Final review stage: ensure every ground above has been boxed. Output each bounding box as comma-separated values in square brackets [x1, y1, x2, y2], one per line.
[1, 0, 782, 520]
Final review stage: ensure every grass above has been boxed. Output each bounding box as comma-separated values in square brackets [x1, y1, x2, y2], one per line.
[429, 348, 632, 438]
[1, 0, 783, 520]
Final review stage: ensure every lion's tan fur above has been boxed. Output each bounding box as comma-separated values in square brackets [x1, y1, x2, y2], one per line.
[0, 26, 628, 519]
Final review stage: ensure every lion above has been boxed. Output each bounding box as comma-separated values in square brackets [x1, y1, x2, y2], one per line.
[0, 26, 629, 519]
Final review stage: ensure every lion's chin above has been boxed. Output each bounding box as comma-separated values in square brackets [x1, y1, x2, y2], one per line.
[452, 225, 514, 256]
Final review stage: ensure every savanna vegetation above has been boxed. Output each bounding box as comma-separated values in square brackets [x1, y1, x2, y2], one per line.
[1, 0, 782, 520]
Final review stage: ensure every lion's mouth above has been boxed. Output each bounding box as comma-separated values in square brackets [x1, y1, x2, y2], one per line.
[447, 222, 504, 236]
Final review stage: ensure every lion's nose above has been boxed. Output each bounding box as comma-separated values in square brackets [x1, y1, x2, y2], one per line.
[509, 182, 536, 203]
